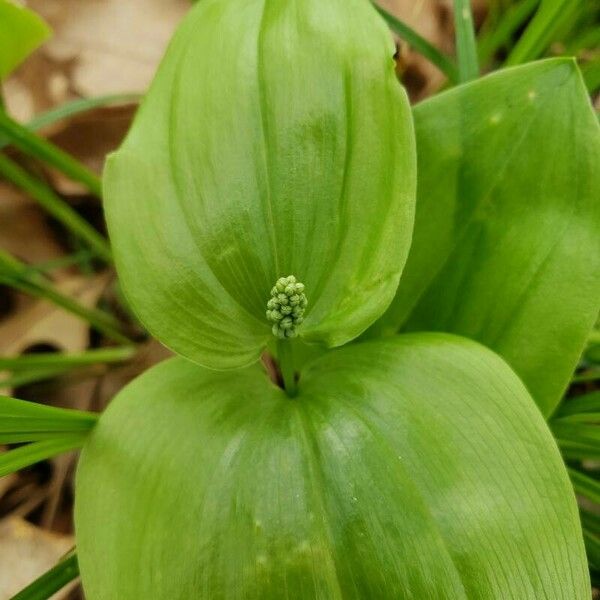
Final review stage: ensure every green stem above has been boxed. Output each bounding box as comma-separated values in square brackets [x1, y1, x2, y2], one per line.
[0, 154, 112, 262]
[0, 109, 102, 197]
[277, 340, 297, 397]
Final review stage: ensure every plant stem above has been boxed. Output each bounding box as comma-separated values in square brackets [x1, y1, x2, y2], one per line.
[277, 340, 297, 397]
[0, 109, 102, 197]
[0, 154, 112, 262]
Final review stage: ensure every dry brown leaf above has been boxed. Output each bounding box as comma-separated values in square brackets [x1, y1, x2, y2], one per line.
[0, 271, 113, 360]
[28, 0, 190, 98]
[0, 183, 69, 277]
[0, 517, 74, 599]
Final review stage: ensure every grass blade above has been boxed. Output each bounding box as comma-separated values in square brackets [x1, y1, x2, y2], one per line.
[374, 5, 459, 82]
[453, 0, 479, 81]
[0, 109, 101, 196]
[10, 551, 79, 600]
[556, 439, 600, 461]
[554, 391, 600, 420]
[0, 154, 111, 262]
[569, 468, 600, 504]
[28, 93, 141, 131]
[0, 368, 70, 391]
[506, 0, 583, 65]
[0, 394, 97, 444]
[478, 0, 540, 65]
[0, 250, 131, 344]
[0, 93, 141, 152]
[0, 436, 86, 477]
[0, 346, 135, 371]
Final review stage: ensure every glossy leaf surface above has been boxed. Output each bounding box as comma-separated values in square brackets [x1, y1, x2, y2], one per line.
[104, 0, 416, 369]
[0, 0, 50, 79]
[369, 59, 600, 416]
[76, 334, 587, 599]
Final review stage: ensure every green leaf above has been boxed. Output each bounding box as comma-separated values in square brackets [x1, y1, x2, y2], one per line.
[477, 0, 540, 66]
[505, 0, 583, 65]
[104, 0, 416, 370]
[11, 551, 79, 600]
[0, 110, 102, 198]
[0, 249, 131, 344]
[0, 394, 97, 444]
[374, 5, 459, 82]
[75, 333, 588, 598]
[368, 59, 600, 416]
[453, 0, 479, 82]
[554, 391, 600, 421]
[0, 346, 135, 371]
[0, 154, 110, 262]
[569, 468, 600, 505]
[0, 436, 86, 477]
[0, 0, 51, 80]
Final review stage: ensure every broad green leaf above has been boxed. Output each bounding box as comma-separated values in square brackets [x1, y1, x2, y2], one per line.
[0, 0, 50, 79]
[104, 0, 416, 370]
[368, 59, 600, 416]
[76, 334, 588, 599]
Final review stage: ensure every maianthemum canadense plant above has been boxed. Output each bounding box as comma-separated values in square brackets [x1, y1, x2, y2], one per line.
[1, 0, 600, 598]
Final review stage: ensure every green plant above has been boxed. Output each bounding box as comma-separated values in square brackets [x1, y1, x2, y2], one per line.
[2, 0, 600, 598]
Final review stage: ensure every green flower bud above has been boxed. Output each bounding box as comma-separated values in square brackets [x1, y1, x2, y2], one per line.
[103, 0, 416, 369]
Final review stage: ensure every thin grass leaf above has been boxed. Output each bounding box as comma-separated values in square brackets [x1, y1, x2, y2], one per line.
[0, 154, 111, 262]
[453, 0, 479, 81]
[11, 551, 79, 600]
[581, 509, 600, 538]
[477, 0, 540, 65]
[555, 391, 600, 419]
[569, 468, 600, 504]
[506, 0, 583, 65]
[572, 369, 600, 383]
[374, 5, 459, 82]
[0, 109, 101, 196]
[0, 436, 87, 478]
[0, 250, 131, 344]
[551, 423, 600, 447]
[0, 367, 70, 391]
[0, 94, 141, 152]
[27, 93, 141, 131]
[582, 59, 600, 95]
[0, 346, 135, 371]
[584, 530, 600, 572]
[0, 394, 97, 444]
[556, 439, 600, 461]
[20, 250, 95, 276]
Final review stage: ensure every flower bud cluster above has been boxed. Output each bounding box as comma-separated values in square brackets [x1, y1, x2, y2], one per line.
[266, 275, 307, 339]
